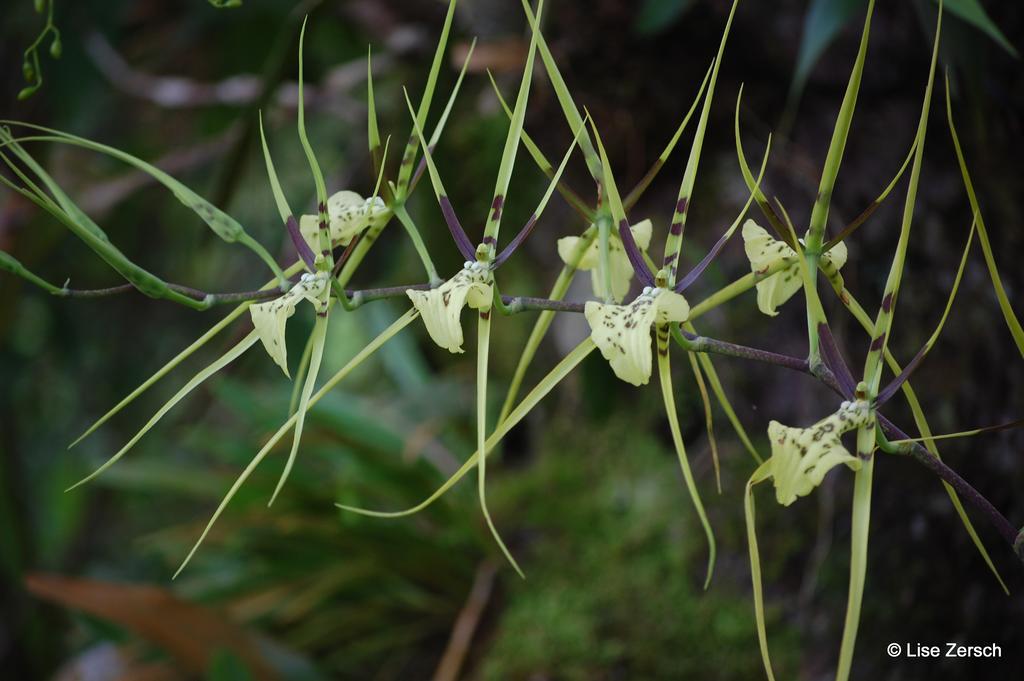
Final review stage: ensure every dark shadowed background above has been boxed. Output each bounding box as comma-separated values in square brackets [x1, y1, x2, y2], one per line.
[1, 1, 1022, 679]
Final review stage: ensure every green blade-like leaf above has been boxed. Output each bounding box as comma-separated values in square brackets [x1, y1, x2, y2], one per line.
[732, 86, 791, 247]
[0, 139, 196, 306]
[0, 249, 63, 294]
[1, 122, 286, 285]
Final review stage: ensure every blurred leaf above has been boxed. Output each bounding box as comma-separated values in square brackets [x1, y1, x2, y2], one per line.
[939, 0, 1018, 58]
[633, 0, 697, 35]
[791, 0, 1017, 105]
[207, 650, 254, 681]
[791, 0, 865, 99]
[25, 574, 276, 680]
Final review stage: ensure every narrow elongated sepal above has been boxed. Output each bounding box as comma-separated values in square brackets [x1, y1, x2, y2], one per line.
[657, 332, 716, 588]
[476, 311, 524, 576]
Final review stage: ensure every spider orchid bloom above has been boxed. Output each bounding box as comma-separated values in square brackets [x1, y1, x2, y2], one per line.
[298, 190, 388, 251]
[557, 219, 653, 302]
[742, 221, 848, 316]
[406, 259, 493, 353]
[584, 283, 691, 386]
[766, 399, 871, 506]
[250, 271, 330, 377]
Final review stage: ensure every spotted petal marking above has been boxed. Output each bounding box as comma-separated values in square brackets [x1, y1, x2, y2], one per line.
[407, 262, 493, 353]
[584, 286, 690, 386]
[767, 400, 871, 506]
[558, 219, 653, 302]
[250, 272, 328, 377]
[742, 220, 848, 316]
[299, 190, 388, 252]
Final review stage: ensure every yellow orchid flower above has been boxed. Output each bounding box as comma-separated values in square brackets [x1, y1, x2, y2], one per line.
[406, 261, 493, 353]
[742, 220, 848, 316]
[250, 271, 329, 377]
[298, 190, 388, 251]
[766, 399, 871, 506]
[557, 219, 653, 302]
[584, 284, 690, 386]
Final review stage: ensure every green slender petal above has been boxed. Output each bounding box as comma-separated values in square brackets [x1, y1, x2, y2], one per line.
[295, 19, 334, 274]
[803, 0, 876, 251]
[830, 284, 1008, 593]
[483, 0, 544, 246]
[686, 349, 721, 492]
[498, 226, 597, 422]
[663, 0, 741, 284]
[69, 260, 305, 448]
[258, 111, 294, 224]
[269, 307, 329, 506]
[68, 332, 259, 491]
[945, 77, 1024, 359]
[173, 309, 419, 578]
[396, 0, 458, 194]
[338, 339, 596, 517]
[520, 0, 602, 181]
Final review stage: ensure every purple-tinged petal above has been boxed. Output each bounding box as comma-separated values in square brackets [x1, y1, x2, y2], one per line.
[817, 323, 856, 399]
[618, 219, 655, 287]
[286, 215, 317, 270]
[675, 228, 733, 292]
[439, 195, 476, 261]
[493, 214, 538, 268]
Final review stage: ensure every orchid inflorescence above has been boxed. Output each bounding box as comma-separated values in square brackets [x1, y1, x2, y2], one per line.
[2, 0, 1023, 678]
